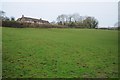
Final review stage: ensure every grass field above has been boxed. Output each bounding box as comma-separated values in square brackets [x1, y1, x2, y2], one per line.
[2, 27, 118, 78]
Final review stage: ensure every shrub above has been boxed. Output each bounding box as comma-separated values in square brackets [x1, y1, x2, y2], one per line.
[2, 21, 68, 28]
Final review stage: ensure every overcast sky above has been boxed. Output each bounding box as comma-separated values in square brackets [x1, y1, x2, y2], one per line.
[1, 0, 118, 27]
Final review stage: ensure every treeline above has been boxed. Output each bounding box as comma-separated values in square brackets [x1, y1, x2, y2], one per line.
[0, 10, 67, 28]
[2, 21, 23, 28]
[56, 13, 98, 28]
[2, 21, 68, 28]
[1, 10, 120, 29]
[1, 10, 99, 28]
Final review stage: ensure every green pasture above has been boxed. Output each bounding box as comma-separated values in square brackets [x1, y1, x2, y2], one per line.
[2, 27, 118, 78]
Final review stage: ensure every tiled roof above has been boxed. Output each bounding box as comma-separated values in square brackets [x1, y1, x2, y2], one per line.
[17, 16, 49, 23]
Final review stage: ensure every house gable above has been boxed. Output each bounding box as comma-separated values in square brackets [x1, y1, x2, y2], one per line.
[17, 15, 49, 24]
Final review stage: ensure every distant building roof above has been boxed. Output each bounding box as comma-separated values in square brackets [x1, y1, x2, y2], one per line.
[17, 15, 49, 24]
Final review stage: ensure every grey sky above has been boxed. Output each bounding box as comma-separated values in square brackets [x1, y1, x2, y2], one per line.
[1, 2, 118, 27]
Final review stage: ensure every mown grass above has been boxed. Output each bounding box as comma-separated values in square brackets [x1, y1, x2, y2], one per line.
[2, 27, 118, 78]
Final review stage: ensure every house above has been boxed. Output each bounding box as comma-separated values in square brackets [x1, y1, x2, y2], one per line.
[17, 15, 49, 24]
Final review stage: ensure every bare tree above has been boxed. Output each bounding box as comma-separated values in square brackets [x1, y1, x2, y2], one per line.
[0, 11, 10, 21]
[56, 13, 99, 28]
[67, 14, 72, 23]
[57, 14, 67, 25]
[0, 10, 5, 17]
[83, 17, 98, 28]
[71, 13, 82, 22]
[11, 16, 15, 21]
[0, 10, 6, 21]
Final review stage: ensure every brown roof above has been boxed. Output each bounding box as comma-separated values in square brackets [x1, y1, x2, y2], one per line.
[17, 16, 49, 23]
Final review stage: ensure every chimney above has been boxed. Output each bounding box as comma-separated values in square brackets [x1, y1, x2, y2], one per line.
[22, 15, 24, 18]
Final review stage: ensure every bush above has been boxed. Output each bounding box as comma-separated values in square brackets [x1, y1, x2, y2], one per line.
[2, 21, 24, 28]
[2, 21, 68, 28]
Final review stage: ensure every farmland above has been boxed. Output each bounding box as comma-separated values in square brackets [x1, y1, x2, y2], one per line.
[2, 27, 118, 78]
